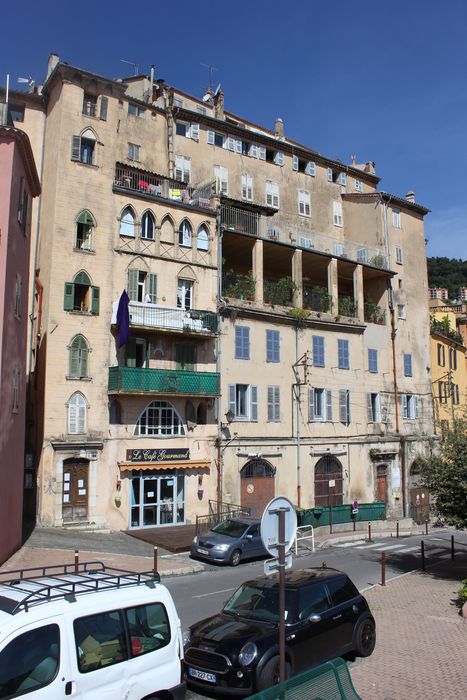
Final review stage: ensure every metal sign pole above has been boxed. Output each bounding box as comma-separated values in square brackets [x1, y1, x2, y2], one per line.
[278, 507, 286, 684]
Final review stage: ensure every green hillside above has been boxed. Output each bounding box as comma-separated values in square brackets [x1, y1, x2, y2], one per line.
[427, 257, 467, 299]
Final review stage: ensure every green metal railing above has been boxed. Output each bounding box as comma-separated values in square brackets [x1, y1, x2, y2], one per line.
[108, 367, 220, 396]
[248, 658, 362, 700]
[297, 502, 386, 528]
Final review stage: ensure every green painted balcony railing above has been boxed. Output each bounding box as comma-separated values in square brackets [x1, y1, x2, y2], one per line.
[108, 366, 220, 396]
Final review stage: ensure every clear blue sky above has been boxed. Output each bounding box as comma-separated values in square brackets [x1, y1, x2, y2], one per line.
[2, 0, 466, 260]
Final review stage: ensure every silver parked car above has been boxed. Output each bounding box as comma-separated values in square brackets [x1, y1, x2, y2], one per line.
[190, 518, 268, 566]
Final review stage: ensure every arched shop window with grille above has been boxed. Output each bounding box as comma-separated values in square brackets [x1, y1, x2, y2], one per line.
[314, 456, 343, 507]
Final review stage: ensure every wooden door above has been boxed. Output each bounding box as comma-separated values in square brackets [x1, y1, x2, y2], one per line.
[240, 459, 275, 518]
[62, 461, 88, 521]
[375, 464, 388, 504]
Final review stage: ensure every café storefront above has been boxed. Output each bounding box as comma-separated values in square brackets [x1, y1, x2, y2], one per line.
[119, 448, 211, 528]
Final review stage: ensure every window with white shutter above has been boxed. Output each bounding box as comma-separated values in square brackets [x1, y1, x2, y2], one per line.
[267, 386, 280, 422]
[367, 393, 381, 422]
[395, 245, 403, 264]
[392, 210, 401, 229]
[298, 190, 311, 216]
[228, 384, 258, 421]
[339, 390, 351, 425]
[258, 146, 266, 160]
[241, 174, 253, 201]
[355, 179, 363, 192]
[266, 181, 279, 208]
[274, 151, 285, 166]
[214, 165, 228, 194]
[120, 207, 136, 237]
[333, 201, 343, 227]
[308, 388, 332, 421]
[67, 392, 87, 434]
[292, 155, 299, 171]
[175, 155, 191, 183]
[178, 219, 193, 247]
[305, 161, 316, 176]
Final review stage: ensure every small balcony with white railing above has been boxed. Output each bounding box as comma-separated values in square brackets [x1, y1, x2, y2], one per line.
[111, 301, 218, 335]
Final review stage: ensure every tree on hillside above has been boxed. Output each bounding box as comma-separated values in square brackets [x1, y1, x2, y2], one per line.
[419, 416, 467, 529]
[427, 257, 467, 299]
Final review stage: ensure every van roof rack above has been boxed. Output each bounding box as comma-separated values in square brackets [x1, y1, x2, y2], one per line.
[0, 561, 161, 615]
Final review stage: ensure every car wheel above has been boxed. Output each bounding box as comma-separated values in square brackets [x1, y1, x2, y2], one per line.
[256, 656, 291, 691]
[354, 618, 376, 657]
[230, 549, 241, 566]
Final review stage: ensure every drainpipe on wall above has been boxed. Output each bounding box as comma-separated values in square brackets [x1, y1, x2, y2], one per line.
[295, 324, 301, 509]
[215, 201, 223, 513]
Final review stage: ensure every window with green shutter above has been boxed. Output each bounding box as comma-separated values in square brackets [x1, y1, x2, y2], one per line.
[69, 335, 90, 378]
[175, 343, 196, 371]
[91, 286, 100, 315]
[64, 283, 75, 310]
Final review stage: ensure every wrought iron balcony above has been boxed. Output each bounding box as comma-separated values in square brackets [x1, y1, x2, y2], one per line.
[108, 366, 220, 396]
[113, 164, 213, 209]
[111, 301, 218, 334]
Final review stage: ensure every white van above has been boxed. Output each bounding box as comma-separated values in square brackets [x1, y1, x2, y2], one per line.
[0, 561, 185, 699]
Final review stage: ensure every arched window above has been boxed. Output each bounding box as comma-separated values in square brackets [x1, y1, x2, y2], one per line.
[75, 210, 95, 251]
[178, 219, 192, 247]
[240, 459, 275, 479]
[120, 207, 136, 237]
[67, 392, 87, 434]
[68, 335, 90, 378]
[141, 211, 155, 240]
[64, 270, 99, 314]
[314, 456, 343, 507]
[135, 400, 185, 437]
[196, 225, 209, 251]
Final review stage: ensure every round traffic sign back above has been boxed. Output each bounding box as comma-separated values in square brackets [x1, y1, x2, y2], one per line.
[260, 496, 297, 557]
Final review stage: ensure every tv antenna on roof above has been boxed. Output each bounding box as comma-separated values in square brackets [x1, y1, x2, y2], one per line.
[17, 76, 35, 92]
[201, 62, 219, 93]
[120, 59, 139, 76]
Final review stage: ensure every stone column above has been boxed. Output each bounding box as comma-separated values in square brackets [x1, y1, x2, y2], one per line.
[292, 249, 303, 307]
[253, 238, 263, 303]
[328, 258, 338, 315]
[354, 264, 364, 321]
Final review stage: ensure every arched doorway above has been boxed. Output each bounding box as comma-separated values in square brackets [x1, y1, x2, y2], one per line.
[240, 459, 275, 518]
[62, 458, 89, 522]
[314, 457, 343, 507]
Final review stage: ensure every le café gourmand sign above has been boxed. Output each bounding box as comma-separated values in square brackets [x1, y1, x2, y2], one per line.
[126, 448, 190, 463]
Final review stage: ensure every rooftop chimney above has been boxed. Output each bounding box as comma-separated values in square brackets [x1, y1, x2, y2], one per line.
[275, 118, 284, 139]
[364, 161, 376, 175]
[47, 53, 60, 79]
[406, 191, 415, 203]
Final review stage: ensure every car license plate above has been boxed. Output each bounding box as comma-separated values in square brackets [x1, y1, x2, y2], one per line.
[197, 548, 209, 555]
[188, 667, 217, 683]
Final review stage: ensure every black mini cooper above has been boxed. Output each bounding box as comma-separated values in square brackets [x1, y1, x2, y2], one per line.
[183, 567, 375, 695]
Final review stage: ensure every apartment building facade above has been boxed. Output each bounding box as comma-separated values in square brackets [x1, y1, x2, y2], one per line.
[429, 299, 467, 429]
[7, 54, 434, 530]
[0, 124, 40, 562]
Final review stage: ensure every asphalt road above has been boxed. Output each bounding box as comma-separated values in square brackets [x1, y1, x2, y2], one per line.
[163, 528, 466, 700]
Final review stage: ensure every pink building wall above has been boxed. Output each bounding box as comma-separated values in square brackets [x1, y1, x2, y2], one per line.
[0, 126, 40, 564]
